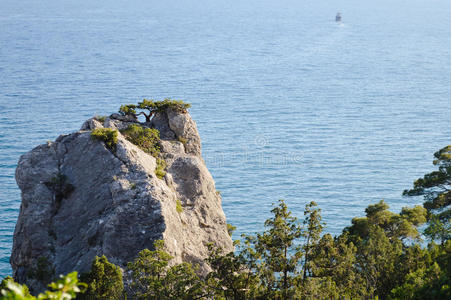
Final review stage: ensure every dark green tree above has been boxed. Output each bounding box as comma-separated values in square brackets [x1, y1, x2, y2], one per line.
[205, 243, 258, 300]
[127, 240, 205, 300]
[137, 99, 156, 122]
[119, 104, 138, 118]
[390, 241, 451, 300]
[344, 200, 426, 243]
[79, 255, 124, 300]
[246, 199, 302, 299]
[404, 145, 451, 220]
[119, 99, 191, 123]
[301, 201, 324, 280]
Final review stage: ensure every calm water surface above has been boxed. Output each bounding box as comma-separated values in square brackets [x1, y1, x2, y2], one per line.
[1, 0, 451, 277]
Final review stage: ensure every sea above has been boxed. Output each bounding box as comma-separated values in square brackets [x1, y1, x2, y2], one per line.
[1, 0, 450, 278]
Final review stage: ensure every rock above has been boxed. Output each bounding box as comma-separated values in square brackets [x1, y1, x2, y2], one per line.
[11, 109, 233, 293]
[80, 118, 103, 131]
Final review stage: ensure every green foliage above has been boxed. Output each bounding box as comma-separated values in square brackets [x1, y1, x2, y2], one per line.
[1, 277, 31, 298]
[7, 146, 451, 300]
[44, 173, 74, 205]
[301, 201, 324, 280]
[404, 145, 451, 220]
[226, 223, 236, 237]
[5, 196, 451, 300]
[389, 241, 451, 299]
[119, 124, 167, 179]
[205, 243, 258, 300]
[176, 199, 183, 214]
[345, 200, 427, 242]
[0, 277, 14, 291]
[120, 124, 160, 157]
[424, 216, 451, 244]
[118, 104, 137, 117]
[91, 128, 118, 151]
[79, 255, 124, 300]
[127, 240, 205, 299]
[244, 199, 303, 299]
[94, 116, 106, 123]
[155, 158, 167, 179]
[26, 257, 55, 285]
[150, 99, 191, 113]
[119, 99, 190, 122]
[404, 145, 451, 244]
[0, 272, 86, 300]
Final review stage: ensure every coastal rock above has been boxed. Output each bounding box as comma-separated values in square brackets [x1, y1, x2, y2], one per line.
[11, 109, 233, 293]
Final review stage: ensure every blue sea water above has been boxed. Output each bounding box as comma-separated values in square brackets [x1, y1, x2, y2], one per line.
[1, 0, 451, 278]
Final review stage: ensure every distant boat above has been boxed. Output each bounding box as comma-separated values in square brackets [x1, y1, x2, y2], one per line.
[335, 12, 342, 22]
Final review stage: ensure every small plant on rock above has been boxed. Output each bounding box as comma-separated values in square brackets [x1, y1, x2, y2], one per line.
[121, 124, 160, 157]
[155, 158, 167, 179]
[91, 128, 118, 151]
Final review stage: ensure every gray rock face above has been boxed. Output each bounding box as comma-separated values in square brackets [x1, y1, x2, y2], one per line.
[11, 109, 233, 293]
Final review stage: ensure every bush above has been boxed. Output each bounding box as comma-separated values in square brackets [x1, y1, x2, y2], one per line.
[121, 124, 160, 157]
[79, 255, 124, 300]
[153, 99, 191, 113]
[91, 128, 118, 151]
[155, 158, 167, 179]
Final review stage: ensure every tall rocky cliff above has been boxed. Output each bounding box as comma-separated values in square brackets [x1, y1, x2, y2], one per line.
[11, 108, 233, 293]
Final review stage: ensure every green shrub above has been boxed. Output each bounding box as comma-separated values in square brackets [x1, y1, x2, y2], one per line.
[153, 99, 191, 113]
[91, 128, 118, 151]
[155, 158, 167, 179]
[121, 124, 160, 157]
[79, 255, 124, 300]
[176, 199, 183, 214]
[94, 115, 107, 123]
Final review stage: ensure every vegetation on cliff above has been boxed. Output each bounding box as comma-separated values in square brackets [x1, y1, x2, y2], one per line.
[90, 128, 118, 151]
[2, 139, 450, 299]
[120, 124, 161, 157]
[119, 99, 190, 122]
